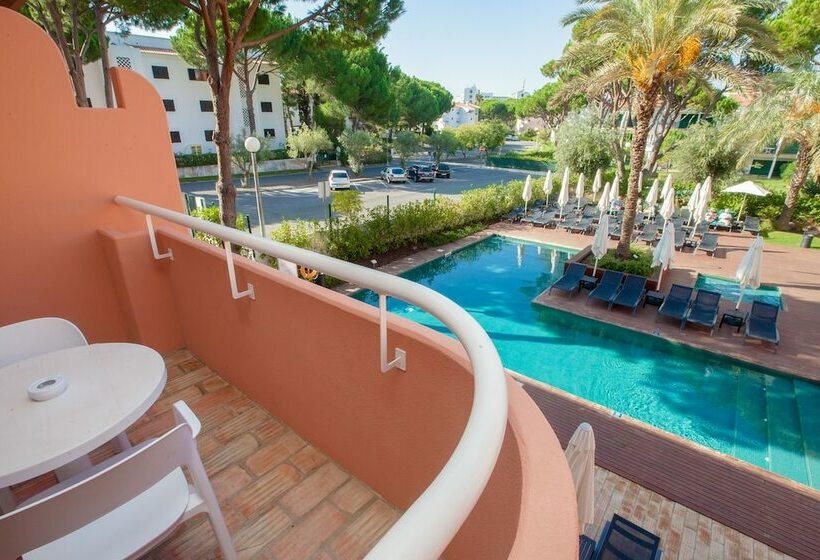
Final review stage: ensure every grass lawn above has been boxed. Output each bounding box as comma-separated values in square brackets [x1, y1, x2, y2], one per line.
[762, 230, 819, 249]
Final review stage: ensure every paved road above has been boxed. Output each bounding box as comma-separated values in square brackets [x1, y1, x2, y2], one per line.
[181, 161, 539, 230]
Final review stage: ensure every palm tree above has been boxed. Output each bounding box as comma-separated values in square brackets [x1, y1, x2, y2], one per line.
[558, 0, 778, 258]
[728, 69, 820, 229]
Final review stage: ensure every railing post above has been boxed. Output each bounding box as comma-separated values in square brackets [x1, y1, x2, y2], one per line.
[379, 293, 406, 372]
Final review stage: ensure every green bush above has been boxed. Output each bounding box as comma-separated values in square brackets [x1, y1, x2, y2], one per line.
[554, 110, 616, 176]
[589, 246, 655, 277]
[267, 179, 534, 264]
[174, 148, 289, 168]
[190, 207, 252, 257]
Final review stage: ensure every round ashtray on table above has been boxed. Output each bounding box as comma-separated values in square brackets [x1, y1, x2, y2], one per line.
[27, 376, 68, 401]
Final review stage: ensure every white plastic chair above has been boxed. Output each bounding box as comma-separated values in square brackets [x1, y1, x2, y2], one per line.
[0, 401, 237, 560]
[0, 317, 88, 368]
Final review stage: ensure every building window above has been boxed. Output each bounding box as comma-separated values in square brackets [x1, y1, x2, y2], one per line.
[204, 130, 214, 142]
[115, 56, 131, 69]
[200, 100, 214, 112]
[188, 68, 208, 81]
[86, 98, 92, 107]
[170, 131, 181, 143]
[260, 101, 273, 113]
[257, 74, 270, 85]
[263, 128, 276, 138]
[151, 65, 169, 79]
[191, 145, 203, 155]
[162, 99, 175, 112]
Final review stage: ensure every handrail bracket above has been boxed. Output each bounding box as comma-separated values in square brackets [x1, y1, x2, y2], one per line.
[379, 294, 406, 372]
[146, 215, 173, 260]
[224, 241, 254, 300]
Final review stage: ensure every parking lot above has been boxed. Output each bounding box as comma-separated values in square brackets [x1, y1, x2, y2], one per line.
[181, 161, 538, 230]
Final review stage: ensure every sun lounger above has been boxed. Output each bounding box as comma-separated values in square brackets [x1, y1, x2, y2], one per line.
[674, 227, 687, 251]
[580, 535, 596, 560]
[691, 221, 709, 237]
[637, 224, 659, 245]
[593, 514, 661, 560]
[656, 284, 694, 327]
[609, 274, 647, 314]
[744, 301, 780, 350]
[569, 216, 594, 234]
[501, 208, 524, 222]
[608, 221, 623, 240]
[742, 216, 761, 235]
[520, 209, 545, 224]
[549, 262, 587, 297]
[695, 233, 719, 257]
[532, 211, 558, 227]
[588, 270, 624, 306]
[684, 289, 722, 335]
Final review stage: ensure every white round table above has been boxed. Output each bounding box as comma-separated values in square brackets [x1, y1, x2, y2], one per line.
[0, 343, 166, 489]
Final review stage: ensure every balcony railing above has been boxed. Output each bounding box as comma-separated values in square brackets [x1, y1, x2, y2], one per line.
[115, 196, 508, 560]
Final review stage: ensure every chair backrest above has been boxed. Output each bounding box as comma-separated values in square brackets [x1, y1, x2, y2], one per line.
[0, 317, 87, 368]
[745, 216, 760, 226]
[750, 300, 779, 322]
[596, 514, 660, 560]
[694, 221, 709, 235]
[0, 402, 202, 559]
[566, 262, 587, 278]
[667, 284, 694, 303]
[622, 274, 647, 292]
[600, 270, 624, 287]
[694, 289, 721, 308]
[700, 233, 718, 247]
[642, 224, 659, 237]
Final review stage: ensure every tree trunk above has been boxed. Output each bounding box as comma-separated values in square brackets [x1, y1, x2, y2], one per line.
[213, 84, 236, 228]
[93, 2, 114, 108]
[240, 55, 256, 133]
[776, 139, 810, 230]
[44, 0, 89, 107]
[617, 87, 658, 258]
[296, 85, 311, 127]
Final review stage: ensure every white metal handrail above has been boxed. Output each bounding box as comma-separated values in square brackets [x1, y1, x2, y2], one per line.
[115, 196, 508, 560]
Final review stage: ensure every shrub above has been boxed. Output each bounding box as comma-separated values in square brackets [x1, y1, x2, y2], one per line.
[667, 122, 741, 183]
[190, 207, 252, 257]
[339, 130, 382, 173]
[286, 127, 333, 174]
[590, 246, 655, 277]
[175, 148, 289, 168]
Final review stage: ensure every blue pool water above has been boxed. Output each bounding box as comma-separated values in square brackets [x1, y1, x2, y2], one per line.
[353, 235, 820, 489]
[695, 274, 783, 309]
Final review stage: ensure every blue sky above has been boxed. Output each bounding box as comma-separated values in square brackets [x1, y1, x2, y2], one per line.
[379, 0, 575, 98]
[126, 0, 577, 100]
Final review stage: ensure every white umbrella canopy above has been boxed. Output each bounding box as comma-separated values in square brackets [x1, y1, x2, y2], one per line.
[597, 181, 612, 214]
[543, 169, 554, 200]
[690, 184, 711, 239]
[610, 175, 620, 202]
[591, 168, 603, 199]
[564, 422, 596, 529]
[686, 182, 701, 225]
[724, 180, 770, 219]
[522, 174, 533, 212]
[645, 178, 659, 217]
[661, 173, 673, 200]
[659, 187, 676, 220]
[576, 172, 585, 209]
[558, 168, 571, 217]
[735, 236, 765, 309]
[652, 221, 676, 287]
[592, 213, 610, 275]
[700, 176, 713, 207]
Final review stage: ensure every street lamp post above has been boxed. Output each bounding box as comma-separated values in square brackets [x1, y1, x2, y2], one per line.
[244, 136, 265, 239]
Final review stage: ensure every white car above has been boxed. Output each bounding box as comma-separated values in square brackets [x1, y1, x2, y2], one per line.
[328, 169, 351, 191]
[380, 167, 407, 183]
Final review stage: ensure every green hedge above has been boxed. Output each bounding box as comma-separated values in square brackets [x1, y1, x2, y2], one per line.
[271, 180, 534, 262]
[486, 155, 556, 172]
[175, 148, 290, 168]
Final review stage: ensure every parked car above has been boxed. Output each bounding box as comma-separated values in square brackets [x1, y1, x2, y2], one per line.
[432, 163, 451, 178]
[407, 164, 435, 182]
[328, 169, 351, 191]
[380, 167, 407, 183]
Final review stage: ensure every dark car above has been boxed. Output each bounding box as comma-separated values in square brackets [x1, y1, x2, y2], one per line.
[432, 163, 451, 178]
[407, 164, 435, 182]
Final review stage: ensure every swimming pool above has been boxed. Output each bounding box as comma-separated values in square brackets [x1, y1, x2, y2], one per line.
[353, 235, 820, 489]
[695, 273, 783, 309]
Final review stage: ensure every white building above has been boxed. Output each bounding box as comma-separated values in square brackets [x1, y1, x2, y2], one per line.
[433, 102, 480, 130]
[83, 33, 287, 154]
[463, 85, 479, 104]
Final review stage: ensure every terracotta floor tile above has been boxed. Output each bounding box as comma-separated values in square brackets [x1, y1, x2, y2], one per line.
[203, 433, 259, 476]
[246, 432, 306, 476]
[231, 463, 301, 518]
[212, 465, 253, 502]
[290, 445, 328, 474]
[279, 462, 350, 518]
[329, 479, 376, 515]
[233, 506, 292, 553]
[267, 502, 347, 560]
[328, 500, 400, 559]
